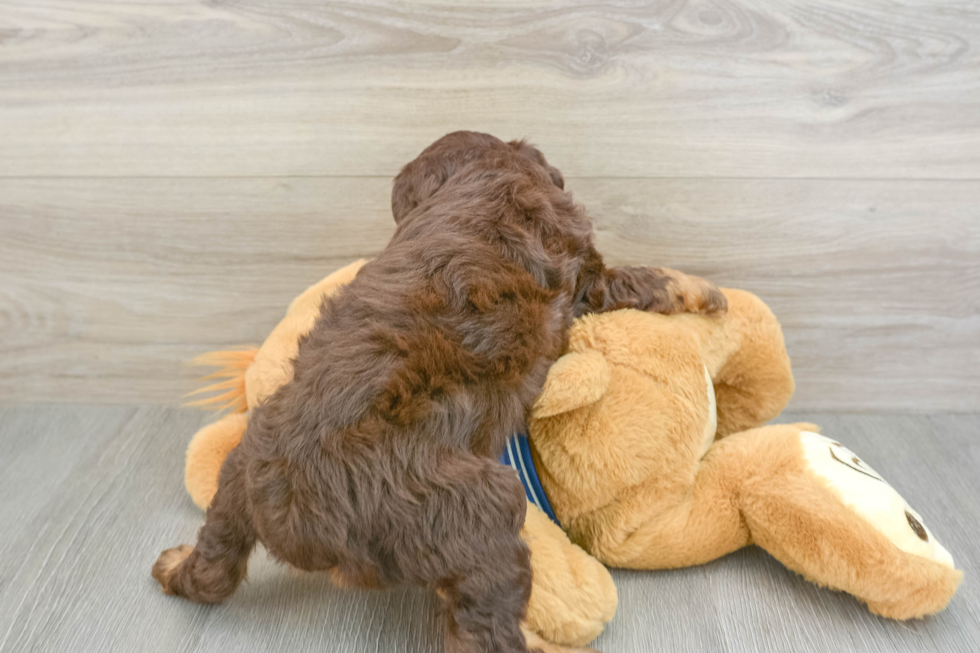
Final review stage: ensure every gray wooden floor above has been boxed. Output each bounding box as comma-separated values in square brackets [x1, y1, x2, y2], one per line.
[0, 405, 976, 652]
[2, 0, 979, 412]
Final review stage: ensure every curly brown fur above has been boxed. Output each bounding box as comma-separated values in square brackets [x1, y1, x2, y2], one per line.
[153, 131, 725, 653]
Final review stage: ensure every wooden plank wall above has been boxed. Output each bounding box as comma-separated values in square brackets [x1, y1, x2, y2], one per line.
[1, 0, 978, 411]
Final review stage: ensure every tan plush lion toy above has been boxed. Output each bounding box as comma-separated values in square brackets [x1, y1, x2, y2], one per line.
[529, 289, 961, 621]
[183, 260, 961, 650]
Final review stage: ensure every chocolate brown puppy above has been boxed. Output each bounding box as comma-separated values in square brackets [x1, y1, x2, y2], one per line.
[153, 131, 725, 653]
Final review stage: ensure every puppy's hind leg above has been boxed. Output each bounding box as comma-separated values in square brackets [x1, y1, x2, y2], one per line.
[152, 446, 256, 603]
[416, 455, 537, 653]
[440, 554, 602, 653]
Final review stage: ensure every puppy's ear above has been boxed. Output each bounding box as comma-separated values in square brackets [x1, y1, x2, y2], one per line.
[393, 131, 505, 223]
[532, 350, 611, 419]
[392, 157, 451, 224]
[545, 164, 564, 190]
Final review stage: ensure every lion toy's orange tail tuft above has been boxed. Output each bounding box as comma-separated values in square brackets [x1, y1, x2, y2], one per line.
[184, 348, 259, 413]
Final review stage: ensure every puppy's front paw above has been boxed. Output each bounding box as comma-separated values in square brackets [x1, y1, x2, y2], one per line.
[152, 544, 193, 594]
[666, 271, 727, 316]
[694, 281, 728, 315]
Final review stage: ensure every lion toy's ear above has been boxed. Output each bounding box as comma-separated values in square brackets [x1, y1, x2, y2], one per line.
[532, 350, 611, 419]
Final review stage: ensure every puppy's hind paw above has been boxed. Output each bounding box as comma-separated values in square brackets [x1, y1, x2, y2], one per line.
[152, 544, 193, 595]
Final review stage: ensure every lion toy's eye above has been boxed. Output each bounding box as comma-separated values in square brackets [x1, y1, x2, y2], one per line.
[906, 510, 929, 541]
[799, 430, 954, 569]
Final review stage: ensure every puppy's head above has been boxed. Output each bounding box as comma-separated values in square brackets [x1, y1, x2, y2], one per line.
[391, 131, 565, 223]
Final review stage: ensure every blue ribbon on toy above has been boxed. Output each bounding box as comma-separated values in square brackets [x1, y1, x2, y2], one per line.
[499, 433, 560, 526]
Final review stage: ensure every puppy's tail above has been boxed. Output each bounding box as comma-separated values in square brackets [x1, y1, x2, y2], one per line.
[184, 348, 259, 412]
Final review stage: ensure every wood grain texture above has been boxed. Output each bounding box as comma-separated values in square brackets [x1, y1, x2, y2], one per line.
[2, 177, 977, 410]
[1, 0, 979, 178]
[1, 1, 978, 408]
[0, 405, 444, 653]
[0, 406, 977, 652]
